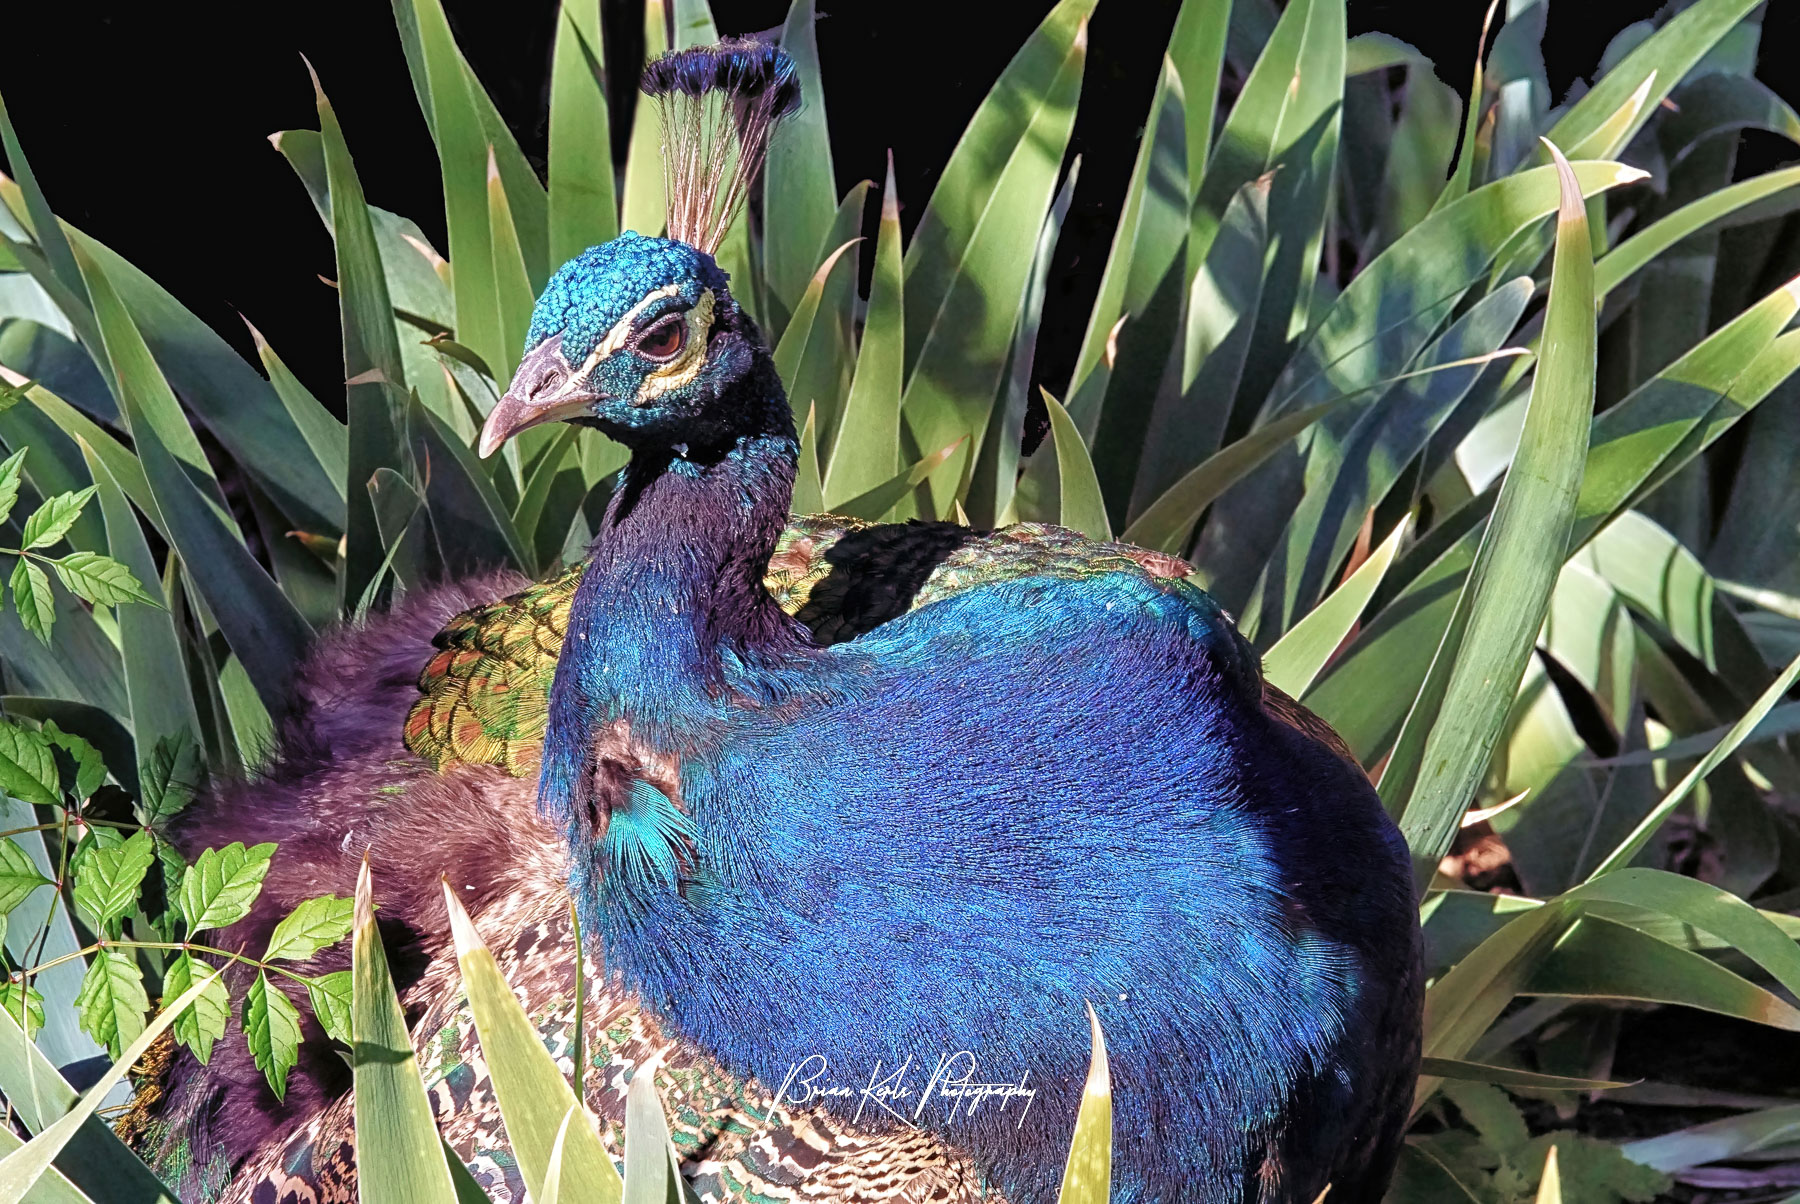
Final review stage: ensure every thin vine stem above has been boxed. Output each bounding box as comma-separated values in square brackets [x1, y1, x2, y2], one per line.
[19, 940, 324, 991]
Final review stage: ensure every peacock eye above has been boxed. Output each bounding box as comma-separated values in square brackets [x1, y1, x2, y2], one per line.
[637, 316, 687, 362]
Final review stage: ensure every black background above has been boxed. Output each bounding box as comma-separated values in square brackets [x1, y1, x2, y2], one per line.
[4, 1, 1798, 406]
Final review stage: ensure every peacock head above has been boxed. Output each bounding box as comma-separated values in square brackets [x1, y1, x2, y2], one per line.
[477, 233, 765, 456]
[478, 38, 799, 460]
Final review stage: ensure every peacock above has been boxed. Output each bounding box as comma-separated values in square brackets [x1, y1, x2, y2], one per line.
[142, 39, 1422, 1204]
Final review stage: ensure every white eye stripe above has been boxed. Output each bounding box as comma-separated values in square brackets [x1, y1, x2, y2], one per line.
[541, 282, 687, 404]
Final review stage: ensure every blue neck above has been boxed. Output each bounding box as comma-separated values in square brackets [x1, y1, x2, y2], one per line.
[535, 359, 801, 847]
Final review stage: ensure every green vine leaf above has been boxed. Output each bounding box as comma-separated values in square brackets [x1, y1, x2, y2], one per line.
[72, 829, 155, 931]
[165, 951, 231, 1064]
[306, 970, 353, 1044]
[149, 839, 189, 941]
[0, 839, 52, 915]
[0, 979, 45, 1039]
[0, 721, 59, 808]
[52, 551, 157, 608]
[18, 486, 98, 550]
[244, 972, 302, 1100]
[0, 447, 26, 527]
[8, 556, 55, 644]
[139, 733, 202, 830]
[76, 948, 149, 1059]
[180, 842, 277, 934]
[40, 718, 105, 800]
[265, 895, 354, 963]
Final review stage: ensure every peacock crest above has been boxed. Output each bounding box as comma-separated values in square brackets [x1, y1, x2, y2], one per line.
[640, 38, 801, 254]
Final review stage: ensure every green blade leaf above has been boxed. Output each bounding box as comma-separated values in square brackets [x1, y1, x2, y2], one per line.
[1309, 276, 1800, 764]
[1535, 1146, 1561, 1204]
[180, 841, 277, 933]
[1596, 165, 1800, 302]
[245, 320, 349, 498]
[1526, 914, 1800, 1031]
[1568, 868, 1800, 1001]
[548, 0, 617, 265]
[792, 404, 823, 516]
[1547, 0, 1763, 158]
[1250, 281, 1533, 639]
[763, 0, 838, 317]
[1056, 1005, 1111, 1204]
[1418, 1058, 1625, 1093]
[831, 439, 965, 523]
[444, 881, 624, 1204]
[74, 233, 344, 533]
[900, 0, 1091, 512]
[1262, 518, 1406, 697]
[0, 91, 89, 315]
[1384, 144, 1598, 890]
[487, 146, 536, 383]
[354, 859, 462, 1203]
[1619, 1105, 1800, 1174]
[823, 159, 903, 507]
[265, 893, 355, 962]
[70, 242, 314, 718]
[1587, 647, 1800, 878]
[1193, 160, 1642, 607]
[1121, 398, 1346, 554]
[1068, 53, 1190, 412]
[1039, 389, 1109, 540]
[619, 0, 670, 238]
[164, 950, 230, 1064]
[314, 64, 412, 616]
[771, 238, 860, 428]
[409, 0, 504, 377]
[622, 1072, 675, 1204]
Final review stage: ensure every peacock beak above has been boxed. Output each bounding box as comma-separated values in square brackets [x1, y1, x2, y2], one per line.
[478, 336, 605, 458]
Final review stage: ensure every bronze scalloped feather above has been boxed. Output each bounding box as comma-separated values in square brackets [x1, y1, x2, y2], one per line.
[405, 517, 1192, 775]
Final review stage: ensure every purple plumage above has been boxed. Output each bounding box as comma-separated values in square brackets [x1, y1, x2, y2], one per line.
[148, 572, 548, 1191]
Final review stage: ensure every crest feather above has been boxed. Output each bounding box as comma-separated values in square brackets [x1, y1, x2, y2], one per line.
[640, 39, 801, 255]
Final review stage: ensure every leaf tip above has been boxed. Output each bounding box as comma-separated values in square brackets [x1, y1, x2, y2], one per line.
[441, 876, 482, 959]
[355, 854, 373, 932]
[1083, 1002, 1110, 1097]
[1538, 138, 1584, 224]
[301, 55, 326, 108]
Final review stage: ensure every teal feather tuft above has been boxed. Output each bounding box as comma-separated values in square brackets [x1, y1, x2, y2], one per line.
[604, 779, 698, 899]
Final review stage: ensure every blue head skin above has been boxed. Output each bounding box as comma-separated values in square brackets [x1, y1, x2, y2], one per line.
[479, 232, 779, 459]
